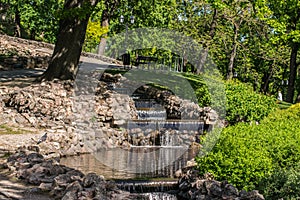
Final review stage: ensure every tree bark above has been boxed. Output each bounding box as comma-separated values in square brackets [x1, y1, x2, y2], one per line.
[97, 0, 120, 55]
[260, 66, 273, 94]
[97, 11, 109, 55]
[286, 42, 299, 103]
[227, 23, 239, 80]
[41, 0, 98, 81]
[14, 7, 21, 37]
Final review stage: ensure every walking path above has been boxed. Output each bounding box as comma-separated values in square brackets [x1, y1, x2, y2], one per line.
[0, 55, 123, 87]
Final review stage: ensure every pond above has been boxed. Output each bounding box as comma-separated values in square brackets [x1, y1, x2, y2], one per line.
[60, 147, 199, 180]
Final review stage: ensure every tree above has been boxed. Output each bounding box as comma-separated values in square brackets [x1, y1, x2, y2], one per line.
[2, 0, 23, 37]
[2, 0, 63, 42]
[41, 0, 99, 81]
[255, 0, 300, 102]
[97, 0, 120, 55]
[171, 0, 219, 74]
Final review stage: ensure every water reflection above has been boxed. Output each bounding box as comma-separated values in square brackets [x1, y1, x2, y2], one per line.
[60, 147, 199, 180]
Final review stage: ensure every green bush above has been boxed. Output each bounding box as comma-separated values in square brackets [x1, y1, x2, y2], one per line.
[225, 80, 277, 125]
[258, 166, 300, 200]
[180, 75, 277, 124]
[196, 103, 300, 191]
[196, 123, 274, 190]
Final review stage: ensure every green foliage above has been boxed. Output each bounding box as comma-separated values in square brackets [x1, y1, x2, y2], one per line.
[181, 73, 211, 106]
[196, 123, 274, 190]
[225, 80, 277, 124]
[20, 0, 63, 42]
[175, 75, 277, 123]
[1, 0, 63, 43]
[258, 166, 300, 200]
[196, 103, 300, 191]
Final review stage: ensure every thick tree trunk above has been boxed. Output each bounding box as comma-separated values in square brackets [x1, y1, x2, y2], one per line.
[286, 43, 299, 103]
[41, 0, 98, 81]
[227, 23, 239, 80]
[196, 8, 218, 74]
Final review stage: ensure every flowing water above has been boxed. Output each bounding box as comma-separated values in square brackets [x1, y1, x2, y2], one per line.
[60, 147, 198, 199]
[61, 97, 203, 199]
[144, 193, 178, 200]
[60, 147, 199, 180]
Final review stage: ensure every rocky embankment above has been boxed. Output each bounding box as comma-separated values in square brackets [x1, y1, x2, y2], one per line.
[177, 168, 265, 200]
[0, 71, 220, 155]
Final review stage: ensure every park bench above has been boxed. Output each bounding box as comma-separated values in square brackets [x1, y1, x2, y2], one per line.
[134, 56, 158, 68]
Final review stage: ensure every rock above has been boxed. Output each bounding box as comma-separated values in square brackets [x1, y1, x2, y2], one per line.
[83, 173, 104, 187]
[67, 169, 84, 181]
[39, 182, 53, 191]
[177, 169, 265, 200]
[54, 174, 72, 187]
[241, 190, 265, 200]
[222, 182, 239, 197]
[27, 153, 44, 164]
[62, 181, 83, 200]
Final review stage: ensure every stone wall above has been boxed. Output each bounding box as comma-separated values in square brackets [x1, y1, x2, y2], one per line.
[0, 81, 88, 158]
[0, 34, 52, 70]
[0, 71, 221, 156]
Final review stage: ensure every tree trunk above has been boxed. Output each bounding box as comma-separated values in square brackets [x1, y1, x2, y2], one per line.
[261, 66, 273, 94]
[227, 23, 239, 80]
[196, 8, 218, 74]
[98, 0, 121, 55]
[14, 7, 21, 37]
[97, 11, 109, 55]
[41, 0, 98, 81]
[286, 43, 299, 103]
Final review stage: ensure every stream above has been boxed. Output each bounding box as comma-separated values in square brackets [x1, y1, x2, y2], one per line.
[60, 147, 198, 180]
[60, 147, 199, 199]
[60, 89, 203, 199]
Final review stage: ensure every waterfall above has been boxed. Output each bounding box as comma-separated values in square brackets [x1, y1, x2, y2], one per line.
[137, 110, 167, 120]
[147, 193, 177, 200]
[116, 180, 178, 193]
[117, 180, 178, 200]
[126, 120, 204, 147]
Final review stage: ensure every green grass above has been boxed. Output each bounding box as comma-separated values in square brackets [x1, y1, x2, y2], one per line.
[278, 101, 292, 110]
[0, 124, 34, 135]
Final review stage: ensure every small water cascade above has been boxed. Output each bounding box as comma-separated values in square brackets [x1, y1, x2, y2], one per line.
[116, 180, 178, 193]
[62, 82, 209, 199]
[126, 97, 204, 147]
[137, 110, 167, 120]
[145, 193, 177, 200]
[135, 99, 167, 121]
[116, 180, 179, 199]
[126, 120, 204, 147]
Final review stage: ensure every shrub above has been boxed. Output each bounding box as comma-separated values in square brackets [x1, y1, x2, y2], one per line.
[258, 166, 300, 200]
[196, 123, 274, 190]
[225, 80, 277, 125]
[196, 103, 300, 191]
[182, 76, 277, 124]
